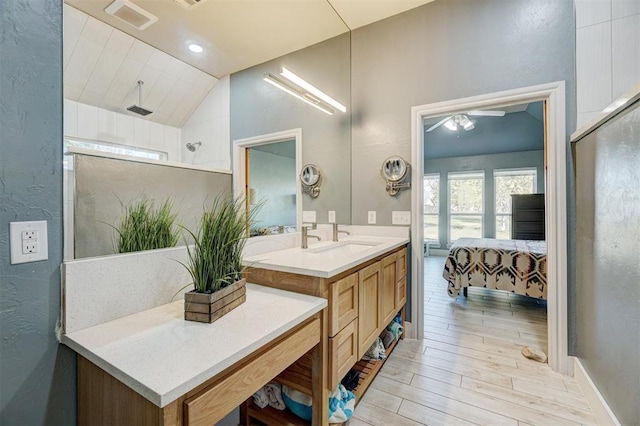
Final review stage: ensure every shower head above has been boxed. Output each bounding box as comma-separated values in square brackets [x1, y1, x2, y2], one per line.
[186, 141, 202, 152]
[127, 80, 153, 116]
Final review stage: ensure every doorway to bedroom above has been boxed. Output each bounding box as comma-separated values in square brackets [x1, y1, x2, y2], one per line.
[421, 100, 549, 370]
[407, 82, 569, 375]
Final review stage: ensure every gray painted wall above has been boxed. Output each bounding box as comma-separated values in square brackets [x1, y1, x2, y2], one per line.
[230, 33, 351, 225]
[425, 150, 545, 247]
[0, 0, 76, 423]
[349, 0, 577, 352]
[575, 101, 640, 425]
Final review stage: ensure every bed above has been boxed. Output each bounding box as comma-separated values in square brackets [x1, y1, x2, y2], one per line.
[443, 238, 547, 299]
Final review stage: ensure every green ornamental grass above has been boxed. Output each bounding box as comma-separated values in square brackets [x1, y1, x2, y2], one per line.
[182, 196, 255, 294]
[114, 197, 180, 253]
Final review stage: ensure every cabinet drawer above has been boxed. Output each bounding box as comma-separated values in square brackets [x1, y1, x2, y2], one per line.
[329, 319, 358, 390]
[396, 276, 406, 308]
[329, 273, 358, 337]
[396, 247, 407, 279]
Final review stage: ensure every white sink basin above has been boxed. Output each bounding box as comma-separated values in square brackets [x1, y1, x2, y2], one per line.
[243, 235, 409, 278]
[308, 241, 380, 255]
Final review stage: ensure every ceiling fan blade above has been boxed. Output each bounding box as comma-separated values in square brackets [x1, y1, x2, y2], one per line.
[467, 110, 505, 117]
[425, 116, 452, 132]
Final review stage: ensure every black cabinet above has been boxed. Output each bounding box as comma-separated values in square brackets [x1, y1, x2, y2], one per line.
[511, 194, 545, 240]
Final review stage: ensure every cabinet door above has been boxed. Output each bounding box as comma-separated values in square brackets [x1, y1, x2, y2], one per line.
[358, 262, 381, 359]
[328, 273, 358, 337]
[380, 252, 398, 328]
[329, 319, 358, 389]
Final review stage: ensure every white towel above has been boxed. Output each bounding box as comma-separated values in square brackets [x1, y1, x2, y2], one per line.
[252, 387, 269, 409]
[264, 381, 286, 410]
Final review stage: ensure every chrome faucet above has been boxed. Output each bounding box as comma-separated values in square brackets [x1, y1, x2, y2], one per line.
[301, 226, 321, 249]
[332, 223, 351, 241]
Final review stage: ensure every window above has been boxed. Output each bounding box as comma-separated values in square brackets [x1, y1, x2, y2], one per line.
[448, 171, 484, 241]
[65, 137, 168, 162]
[494, 168, 537, 239]
[423, 174, 439, 242]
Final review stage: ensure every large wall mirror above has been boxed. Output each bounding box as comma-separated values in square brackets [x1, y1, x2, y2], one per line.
[62, 2, 351, 257]
[230, 32, 352, 230]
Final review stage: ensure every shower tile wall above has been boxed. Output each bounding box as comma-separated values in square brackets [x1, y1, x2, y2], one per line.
[64, 99, 181, 160]
[575, 0, 640, 128]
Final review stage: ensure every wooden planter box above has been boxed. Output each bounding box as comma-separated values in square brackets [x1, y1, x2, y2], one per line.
[184, 278, 247, 323]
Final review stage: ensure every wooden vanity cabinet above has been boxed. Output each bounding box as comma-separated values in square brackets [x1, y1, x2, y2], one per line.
[244, 244, 407, 400]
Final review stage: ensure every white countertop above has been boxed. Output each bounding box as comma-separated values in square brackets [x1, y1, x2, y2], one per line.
[62, 284, 327, 408]
[243, 235, 409, 278]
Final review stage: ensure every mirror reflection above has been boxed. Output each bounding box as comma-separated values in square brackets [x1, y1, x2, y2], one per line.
[248, 140, 298, 236]
[63, 2, 351, 259]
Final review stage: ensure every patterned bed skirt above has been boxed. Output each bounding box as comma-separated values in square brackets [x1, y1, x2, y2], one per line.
[443, 238, 547, 299]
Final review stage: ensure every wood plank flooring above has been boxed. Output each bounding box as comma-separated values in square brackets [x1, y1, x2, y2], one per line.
[351, 256, 595, 426]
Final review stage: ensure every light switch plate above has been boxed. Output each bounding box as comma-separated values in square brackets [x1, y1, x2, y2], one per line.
[10, 220, 48, 264]
[328, 211, 336, 223]
[302, 210, 317, 223]
[367, 211, 376, 224]
[392, 211, 411, 225]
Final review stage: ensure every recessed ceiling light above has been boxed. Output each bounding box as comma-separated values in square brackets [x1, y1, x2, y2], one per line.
[188, 44, 203, 53]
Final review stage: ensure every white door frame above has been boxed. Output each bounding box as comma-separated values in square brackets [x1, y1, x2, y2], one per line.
[232, 128, 303, 231]
[410, 82, 569, 374]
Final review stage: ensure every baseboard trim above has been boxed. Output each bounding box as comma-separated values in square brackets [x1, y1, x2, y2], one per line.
[571, 357, 620, 426]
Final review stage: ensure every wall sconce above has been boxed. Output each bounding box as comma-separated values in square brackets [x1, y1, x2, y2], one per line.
[381, 156, 411, 196]
[300, 164, 321, 198]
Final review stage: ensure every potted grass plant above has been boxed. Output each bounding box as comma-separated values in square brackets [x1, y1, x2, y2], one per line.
[113, 197, 180, 253]
[181, 196, 254, 323]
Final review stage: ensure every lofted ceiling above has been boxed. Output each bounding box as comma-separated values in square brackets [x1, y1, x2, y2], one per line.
[423, 102, 545, 160]
[64, 0, 435, 78]
[64, 4, 218, 128]
[63, 0, 434, 128]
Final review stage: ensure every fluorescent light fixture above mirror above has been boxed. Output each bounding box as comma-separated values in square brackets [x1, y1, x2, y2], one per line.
[279, 67, 347, 113]
[263, 73, 334, 115]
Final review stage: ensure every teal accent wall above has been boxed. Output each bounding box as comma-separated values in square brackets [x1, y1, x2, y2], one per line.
[0, 0, 76, 423]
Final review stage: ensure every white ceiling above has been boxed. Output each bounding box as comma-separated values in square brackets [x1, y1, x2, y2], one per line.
[64, 4, 218, 128]
[63, 0, 435, 128]
[64, 0, 435, 78]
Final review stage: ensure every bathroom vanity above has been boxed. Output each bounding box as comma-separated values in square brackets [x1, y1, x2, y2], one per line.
[61, 284, 328, 425]
[242, 235, 408, 424]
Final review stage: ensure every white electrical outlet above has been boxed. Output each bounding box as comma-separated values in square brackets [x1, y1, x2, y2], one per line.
[10, 221, 48, 264]
[392, 211, 411, 225]
[328, 211, 336, 223]
[302, 210, 317, 223]
[367, 211, 377, 224]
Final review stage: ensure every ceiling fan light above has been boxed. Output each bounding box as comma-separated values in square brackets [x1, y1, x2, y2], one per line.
[444, 119, 457, 131]
[463, 121, 475, 131]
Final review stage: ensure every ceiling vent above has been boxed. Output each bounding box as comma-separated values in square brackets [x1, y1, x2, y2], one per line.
[174, 0, 207, 11]
[104, 0, 158, 31]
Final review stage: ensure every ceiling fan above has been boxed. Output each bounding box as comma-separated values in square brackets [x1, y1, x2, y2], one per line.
[426, 110, 506, 132]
